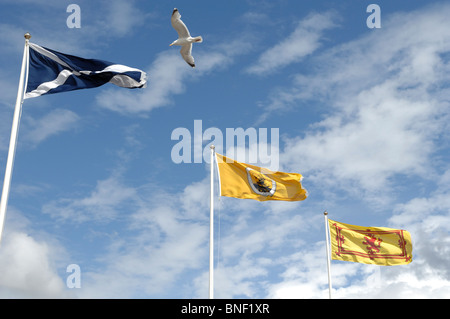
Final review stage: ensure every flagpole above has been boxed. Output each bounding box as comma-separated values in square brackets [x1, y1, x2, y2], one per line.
[324, 211, 332, 299]
[209, 144, 215, 299]
[0, 33, 30, 245]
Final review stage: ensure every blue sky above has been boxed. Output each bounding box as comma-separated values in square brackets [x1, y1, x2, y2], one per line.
[0, 0, 449, 298]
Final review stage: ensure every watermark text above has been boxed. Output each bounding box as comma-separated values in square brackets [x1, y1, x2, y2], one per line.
[171, 120, 279, 171]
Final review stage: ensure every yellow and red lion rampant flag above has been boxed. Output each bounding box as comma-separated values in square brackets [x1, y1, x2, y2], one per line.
[215, 153, 307, 202]
[328, 219, 412, 266]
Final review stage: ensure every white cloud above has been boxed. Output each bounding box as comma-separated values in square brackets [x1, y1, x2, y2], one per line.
[262, 3, 450, 201]
[0, 232, 67, 298]
[246, 11, 337, 75]
[0, 208, 71, 298]
[266, 243, 344, 299]
[22, 108, 80, 146]
[0, 1, 154, 58]
[38, 170, 311, 298]
[241, 3, 450, 299]
[72, 180, 209, 298]
[96, 51, 191, 115]
[42, 175, 137, 223]
[259, 3, 450, 115]
[39, 173, 210, 297]
[282, 85, 439, 199]
[101, 0, 148, 37]
[389, 172, 450, 280]
[267, 237, 450, 299]
[95, 37, 251, 115]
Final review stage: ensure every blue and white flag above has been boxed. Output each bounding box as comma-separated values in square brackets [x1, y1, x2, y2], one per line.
[25, 43, 147, 99]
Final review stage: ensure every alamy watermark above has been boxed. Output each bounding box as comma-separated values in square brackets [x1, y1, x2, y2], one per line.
[66, 4, 81, 29]
[65, 4, 380, 30]
[171, 120, 279, 171]
[66, 264, 81, 288]
[366, 4, 381, 29]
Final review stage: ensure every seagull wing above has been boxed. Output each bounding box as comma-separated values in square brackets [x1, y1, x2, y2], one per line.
[171, 8, 190, 38]
[180, 44, 195, 68]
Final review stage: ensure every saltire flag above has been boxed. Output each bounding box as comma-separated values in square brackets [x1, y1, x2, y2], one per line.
[25, 42, 146, 99]
[328, 219, 412, 266]
[215, 153, 307, 201]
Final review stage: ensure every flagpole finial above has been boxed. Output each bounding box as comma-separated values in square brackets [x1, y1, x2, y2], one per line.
[324, 210, 328, 215]
[24, 33, 31, 40]
[210, 145, 215, 150]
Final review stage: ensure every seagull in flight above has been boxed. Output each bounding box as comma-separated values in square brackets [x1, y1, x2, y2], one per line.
[170, 8, 203, 68]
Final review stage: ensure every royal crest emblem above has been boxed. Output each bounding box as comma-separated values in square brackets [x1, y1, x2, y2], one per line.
[363, 233, 382, 258]
[246, 167, 276, 197]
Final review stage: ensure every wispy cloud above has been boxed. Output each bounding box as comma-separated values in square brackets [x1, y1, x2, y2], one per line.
[22, 109, 80, 146]
[95, 37, 251, 116]
[100, 0, 149, 37]
[255, 3, 450, 299]
[259, 3, 450, 202]
[42, 175, 137, 223]
[246, 11, 337, 75]
[0, 0, 153, 57]
[41, 172, 210, 297]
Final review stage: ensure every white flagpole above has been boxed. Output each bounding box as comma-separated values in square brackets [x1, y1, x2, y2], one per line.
[324, 211, 332, 299]
[209, 144, 215, 299]
[0, 33, 31, 244]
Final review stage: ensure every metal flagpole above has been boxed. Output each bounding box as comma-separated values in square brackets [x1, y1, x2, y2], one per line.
[324, 211, 332, 299]
[209, 145, 215, 299]
[0, 33, 31, 245]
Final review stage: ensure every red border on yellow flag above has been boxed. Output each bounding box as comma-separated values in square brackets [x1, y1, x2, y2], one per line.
[328, 219, 412, 266]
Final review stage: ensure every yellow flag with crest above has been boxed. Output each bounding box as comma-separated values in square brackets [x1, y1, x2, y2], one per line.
[215, 153, 307, 202]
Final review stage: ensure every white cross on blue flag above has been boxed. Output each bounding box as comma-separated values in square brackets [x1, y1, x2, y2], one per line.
[25, 43, 147, 99]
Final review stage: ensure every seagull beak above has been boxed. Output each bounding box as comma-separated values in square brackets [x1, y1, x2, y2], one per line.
[169, 43, 174, 46]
